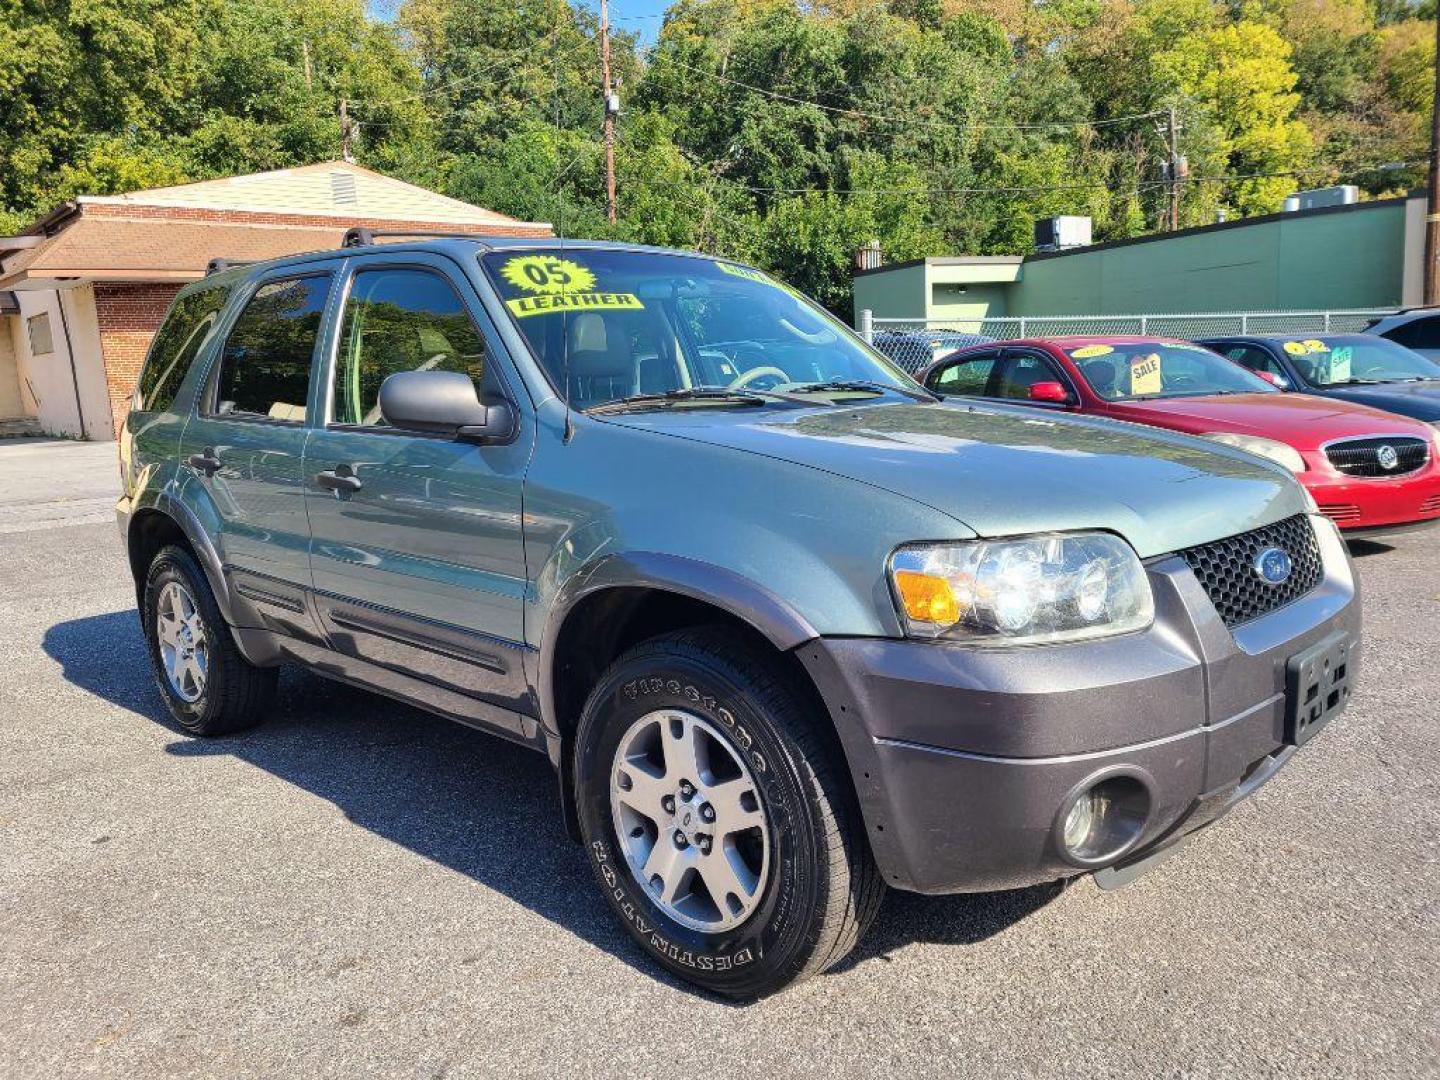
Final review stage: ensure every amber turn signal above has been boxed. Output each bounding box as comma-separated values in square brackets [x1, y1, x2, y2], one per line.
[893, 570, 960, 625]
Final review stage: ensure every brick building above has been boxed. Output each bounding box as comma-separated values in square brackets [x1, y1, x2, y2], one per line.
[0, 162, 552, 440]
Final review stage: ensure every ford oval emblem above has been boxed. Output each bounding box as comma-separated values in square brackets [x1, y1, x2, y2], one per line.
[1376, 444, 1400, 471]
[1254, 547, 1293, 587]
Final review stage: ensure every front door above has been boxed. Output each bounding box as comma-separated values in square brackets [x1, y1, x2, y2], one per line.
[302, 256, 534, 714]
[177, 268, 337, 635]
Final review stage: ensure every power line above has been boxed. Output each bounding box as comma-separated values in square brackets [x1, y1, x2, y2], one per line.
[645, 53, 1168, 133]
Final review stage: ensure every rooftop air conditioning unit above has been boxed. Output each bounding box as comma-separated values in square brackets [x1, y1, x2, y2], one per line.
[1283, 186, 1359, 212]
[1034, 216, 1092, 252]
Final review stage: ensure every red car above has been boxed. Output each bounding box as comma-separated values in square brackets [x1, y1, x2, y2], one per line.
[920, 336, 1440, 535]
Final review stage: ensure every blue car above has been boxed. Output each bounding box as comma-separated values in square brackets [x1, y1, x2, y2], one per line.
[1199, 333, 1440, 424]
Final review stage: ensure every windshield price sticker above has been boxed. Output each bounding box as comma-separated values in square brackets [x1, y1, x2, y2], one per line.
[1328, 345, 1353, 382]
[1130, 352, 1162, 395]
[716, 261, 806, 298]
[499, 254, 644, 318]
[1070, 344, 1114, 358]
[1284, 339, 1330, 356]
[505, 292, 644, 318]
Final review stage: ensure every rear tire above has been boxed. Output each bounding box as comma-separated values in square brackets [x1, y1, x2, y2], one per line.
[142, 545, 276, 736]
[574, 627, 883, 998]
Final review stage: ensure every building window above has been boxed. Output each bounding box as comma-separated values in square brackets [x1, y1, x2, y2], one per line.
[27, 312, 54, 356]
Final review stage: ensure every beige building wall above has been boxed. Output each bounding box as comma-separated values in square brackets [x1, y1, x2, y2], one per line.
[0, 316, 28, 418]
[11, 287, 115, 440]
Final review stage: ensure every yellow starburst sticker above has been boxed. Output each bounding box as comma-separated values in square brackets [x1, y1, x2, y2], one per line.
[500, 255, 597, 295]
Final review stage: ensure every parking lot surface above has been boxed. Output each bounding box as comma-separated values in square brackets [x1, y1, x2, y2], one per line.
[1, 437, 1437, 1078]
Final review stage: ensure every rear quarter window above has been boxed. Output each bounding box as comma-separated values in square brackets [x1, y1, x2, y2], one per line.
[135, 285, 232, 413]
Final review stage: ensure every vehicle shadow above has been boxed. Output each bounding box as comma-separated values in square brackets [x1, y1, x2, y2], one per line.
[1345, 538, 1396, 559]
[42, 609, 1060, 998]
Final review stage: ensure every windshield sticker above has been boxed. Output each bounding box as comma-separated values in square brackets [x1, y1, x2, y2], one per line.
[716, 261, 805, 299]
[1327, 345, 1353, 382]
[504, 292, 645, 319]
[1283, 339, 1329, 356]
[1070, 344, 1114, 358]
[501, 255, 597, 295]
[1130, 352, 1162, 395]
[498, 254, 644, 318]
[1302, 339, 1329, 353]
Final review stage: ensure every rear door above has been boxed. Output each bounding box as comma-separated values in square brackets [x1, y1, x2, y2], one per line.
[301, 253, 535, 715]
[177, 266, 337, 634]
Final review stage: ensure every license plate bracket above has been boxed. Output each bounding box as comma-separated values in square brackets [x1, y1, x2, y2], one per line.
[1285, 631, 1353, 746]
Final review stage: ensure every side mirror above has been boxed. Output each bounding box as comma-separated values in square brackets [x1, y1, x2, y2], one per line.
[378, 370, 516, 444]
[1028, 380, 1072, 404]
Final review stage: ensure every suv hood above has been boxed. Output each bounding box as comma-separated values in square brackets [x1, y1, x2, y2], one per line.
[602, 400, 1308, 558]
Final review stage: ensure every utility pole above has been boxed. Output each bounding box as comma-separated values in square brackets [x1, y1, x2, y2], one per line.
[1166, 106, 1181, 232]
[339, 98, 355, 163]
[600, 0, 617, 224]
[1424, 14, 1440, 305]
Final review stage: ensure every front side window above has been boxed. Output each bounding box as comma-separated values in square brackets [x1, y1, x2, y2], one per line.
[994, 353, 1068, 399]
[1220, 344, 1287, 381]
[1273, 335, 1440, 387]
[1066, 342, 1274, 401]
[929, 353, 999, 396]
[332, 268, 488, 427]
[212, 275, 330, 422]
[136, 284, 231, 413]
[480, 249, 911, 410]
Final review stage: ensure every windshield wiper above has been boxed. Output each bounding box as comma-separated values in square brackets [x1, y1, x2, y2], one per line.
[788, 379, 938, 402]
[585, 387, 823, 414]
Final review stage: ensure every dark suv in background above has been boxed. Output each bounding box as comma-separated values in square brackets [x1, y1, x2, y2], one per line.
[117, 234, 1359, 997]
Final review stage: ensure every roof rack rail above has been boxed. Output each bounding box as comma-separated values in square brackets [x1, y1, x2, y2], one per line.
[205, 258, 256, 276]
[341, 227, 488, 249]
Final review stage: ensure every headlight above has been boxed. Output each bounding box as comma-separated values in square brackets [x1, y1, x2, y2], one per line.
[888, 533, 1154, 645]
[1201, 433, 1307, 473]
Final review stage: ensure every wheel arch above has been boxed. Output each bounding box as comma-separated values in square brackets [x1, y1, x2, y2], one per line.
[539, 553, 827, 839]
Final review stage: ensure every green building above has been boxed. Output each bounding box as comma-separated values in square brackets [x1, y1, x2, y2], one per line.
[853, 192, 1426, 325]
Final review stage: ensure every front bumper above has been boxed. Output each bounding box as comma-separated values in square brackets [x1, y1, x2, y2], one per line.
[797, 515, 1361, 894]
[1303, 465, 1440, 531]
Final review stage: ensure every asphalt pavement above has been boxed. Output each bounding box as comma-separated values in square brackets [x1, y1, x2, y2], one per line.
[0, 437, 1436, 1078]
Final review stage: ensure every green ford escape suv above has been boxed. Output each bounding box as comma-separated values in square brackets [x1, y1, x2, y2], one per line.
[117, 234, 1359, 998]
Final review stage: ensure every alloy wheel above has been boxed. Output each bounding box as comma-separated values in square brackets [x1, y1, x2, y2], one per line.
[609, 709, 770, 932]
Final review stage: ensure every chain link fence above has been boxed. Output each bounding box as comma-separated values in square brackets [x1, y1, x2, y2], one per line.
[859, 308, 1398, 375]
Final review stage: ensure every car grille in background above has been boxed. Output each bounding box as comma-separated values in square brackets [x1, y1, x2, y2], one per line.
[1324, 436, 1429, 477]
[1318, 503, 1362, 526]
[1180, 514, 1324, 627]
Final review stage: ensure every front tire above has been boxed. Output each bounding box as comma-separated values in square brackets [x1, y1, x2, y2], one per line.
[574, 627, 883, 998]
[142, 545, 276, 736]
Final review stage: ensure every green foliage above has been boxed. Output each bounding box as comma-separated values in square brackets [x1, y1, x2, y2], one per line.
[0, 0, 1433, 315]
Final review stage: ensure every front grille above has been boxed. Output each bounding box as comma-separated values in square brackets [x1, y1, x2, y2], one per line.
[1423, 494, 1440, 514]
[1324, 436, 1428, 478]
[1318, 503, 1362, 525]
[1180, 514, 1324, 627]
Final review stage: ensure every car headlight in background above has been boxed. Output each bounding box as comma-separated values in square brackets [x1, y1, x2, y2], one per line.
[888, 533, 1153, 645]
[1200, 433, 1307, 473]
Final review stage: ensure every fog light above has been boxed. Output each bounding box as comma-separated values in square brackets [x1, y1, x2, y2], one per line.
[1055, 772, 1153, 865]
[1062, 792, 1097, 852]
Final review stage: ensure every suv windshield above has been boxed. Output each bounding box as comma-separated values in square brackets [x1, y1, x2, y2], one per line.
[1273, 335, 1440, 387]
[1066, 342, 1275, 401]
[480, 249, 913, 410]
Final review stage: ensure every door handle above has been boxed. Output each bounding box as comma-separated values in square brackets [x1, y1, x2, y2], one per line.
[187, 448, 221, 476]
[315, 465, 363, 495]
